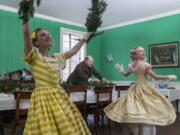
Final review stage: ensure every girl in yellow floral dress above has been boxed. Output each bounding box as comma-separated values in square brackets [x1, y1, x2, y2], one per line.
[21, 12, 92, 135]
[105, 47, 177, 135]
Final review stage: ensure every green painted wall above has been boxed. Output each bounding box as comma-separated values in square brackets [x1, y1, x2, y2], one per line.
[87, 35, 102, 71]
[0, 10, 101, 74]
[102, 14, 180, 81]
[1, 9, 180, 81]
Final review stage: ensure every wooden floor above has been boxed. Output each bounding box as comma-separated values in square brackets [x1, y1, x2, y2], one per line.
[156, 113, 180, 135]
[89, 113, 180, 135]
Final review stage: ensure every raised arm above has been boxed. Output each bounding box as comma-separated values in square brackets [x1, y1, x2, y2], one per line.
[22, 22, 33, 56]
[121, 70, 132, 77]
[18, 0, 37, 55]
[64, 39, 86, 59]
[115, 64, 132, 77]
[64, 32, 93, 59]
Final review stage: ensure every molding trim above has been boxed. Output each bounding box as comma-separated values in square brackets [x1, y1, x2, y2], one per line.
[0, 4, 85, 28]
[100, 9, 180, 31]
[2, 4, 180, 31]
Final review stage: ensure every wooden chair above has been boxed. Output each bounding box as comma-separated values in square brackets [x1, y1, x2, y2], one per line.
[2, 91, 31, 135]
[115, 85, 130, 97]
[65, 84, 88, 120]
[91, 86, 113, 135]
[114, 85, 132, 133]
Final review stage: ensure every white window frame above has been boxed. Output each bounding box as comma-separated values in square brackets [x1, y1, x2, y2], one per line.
[60, 27, 86, 82]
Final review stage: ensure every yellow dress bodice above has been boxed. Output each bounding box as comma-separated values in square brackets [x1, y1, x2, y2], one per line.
[24, 47, 66, 87]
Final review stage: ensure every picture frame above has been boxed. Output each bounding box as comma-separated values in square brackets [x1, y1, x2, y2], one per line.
[149, 41, 179, 68]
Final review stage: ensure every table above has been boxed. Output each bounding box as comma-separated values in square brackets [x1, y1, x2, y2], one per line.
[0, 88, 180, 111]
[70, 88, 118, 103]
[158, 89, 180, 112]
[70, 88, 180, 104]
[158, 89, 180, 101]
[0, 93, 29, 111]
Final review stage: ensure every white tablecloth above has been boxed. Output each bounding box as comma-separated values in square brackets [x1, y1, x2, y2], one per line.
[70, 88, 180, 103]
[70, 88, 118, 103]
[0, 93, 29, 111]
[0, 88, 180, 111]
[158, 89, 180, 101]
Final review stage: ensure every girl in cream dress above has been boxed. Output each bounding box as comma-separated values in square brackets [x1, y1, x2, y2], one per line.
[104, 47, 177, 135]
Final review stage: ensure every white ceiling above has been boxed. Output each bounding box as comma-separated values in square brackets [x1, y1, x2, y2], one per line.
[1, 0, 180, 29]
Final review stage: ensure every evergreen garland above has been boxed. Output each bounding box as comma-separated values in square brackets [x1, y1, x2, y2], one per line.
[89, 81, 115, 88]
[85, 0, 107, 32]
[18, 0, 41, 24]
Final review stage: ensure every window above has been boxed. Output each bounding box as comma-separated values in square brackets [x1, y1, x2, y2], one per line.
[60, 28, 85, 82]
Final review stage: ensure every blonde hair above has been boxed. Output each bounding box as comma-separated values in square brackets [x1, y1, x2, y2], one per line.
[134, 47, 146, 61]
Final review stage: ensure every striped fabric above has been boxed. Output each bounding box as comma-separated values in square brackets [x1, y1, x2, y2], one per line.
[23, 47, 91, 135]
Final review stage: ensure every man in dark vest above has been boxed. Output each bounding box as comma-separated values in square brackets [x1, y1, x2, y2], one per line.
[67, 56, 109, 85]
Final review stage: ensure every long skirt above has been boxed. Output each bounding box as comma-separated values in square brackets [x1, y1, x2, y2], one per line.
[24, 86, 91, 135]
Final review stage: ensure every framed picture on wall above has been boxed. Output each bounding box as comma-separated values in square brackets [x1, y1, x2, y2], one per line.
[149, 41, 179, 68]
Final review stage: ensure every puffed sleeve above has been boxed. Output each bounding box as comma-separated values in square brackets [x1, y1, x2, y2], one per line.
[24, 47, 39, 65]
[128, 63, 134, 72]
[145, 63, 152, 72]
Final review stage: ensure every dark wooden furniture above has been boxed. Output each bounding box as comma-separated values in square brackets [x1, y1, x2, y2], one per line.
[115, 85, 130, 97]
[1, 91, 32, 135]
[65, 84, 88, 120]
[88, 86, 113, 135]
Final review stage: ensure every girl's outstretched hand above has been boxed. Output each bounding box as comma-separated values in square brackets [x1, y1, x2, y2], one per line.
[115, 64, 124, 73]
[82, 32, 94, 42]
[167, 75, 177, 80]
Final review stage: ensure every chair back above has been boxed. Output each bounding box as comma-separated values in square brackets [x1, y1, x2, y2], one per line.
[66, 84, 88, 105]
[115, 85, 130, 97]
[13, 91, 32, 120]
[94, 86, 113, 106]
[66, 84, 88, 119]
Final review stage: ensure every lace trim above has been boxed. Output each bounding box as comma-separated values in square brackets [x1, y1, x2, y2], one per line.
[34, 47, 65, 71]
